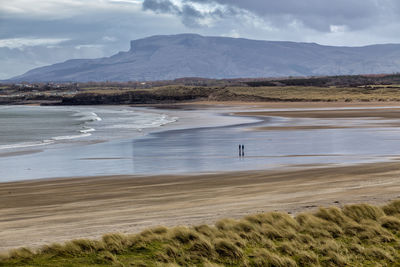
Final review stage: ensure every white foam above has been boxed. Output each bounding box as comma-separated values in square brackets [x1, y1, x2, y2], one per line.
[73, 111, 102, 122]
[51, 133, 92, 141]
[0, 107, 178, 152]
[0, 140, 55, 150]
[105, 114, 178, 130]
[80, 127, 96, 134]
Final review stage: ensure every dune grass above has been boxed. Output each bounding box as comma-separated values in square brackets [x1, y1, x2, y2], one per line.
[64, 84, 400, 103]
[227, 86, 400, 102]
[2, 201, 400, 266]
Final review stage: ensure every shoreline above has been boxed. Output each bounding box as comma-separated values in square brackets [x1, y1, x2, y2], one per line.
[2, 160, 400, 252]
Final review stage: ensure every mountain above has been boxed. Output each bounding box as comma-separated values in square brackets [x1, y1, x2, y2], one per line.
[9, 34, 400, 82]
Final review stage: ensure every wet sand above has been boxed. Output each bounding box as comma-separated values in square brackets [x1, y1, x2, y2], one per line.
[187, 100, 400, 109]
[237, 108, 400, 119]
[2, 161, 400, 252]
[0, 149, 43, 158]
[235, 105, 400, 130]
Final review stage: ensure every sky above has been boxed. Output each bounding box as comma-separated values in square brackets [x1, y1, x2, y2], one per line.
[1, 0, 400, 79]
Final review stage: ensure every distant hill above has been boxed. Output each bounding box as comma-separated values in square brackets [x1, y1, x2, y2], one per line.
[8, 34, 400, 82]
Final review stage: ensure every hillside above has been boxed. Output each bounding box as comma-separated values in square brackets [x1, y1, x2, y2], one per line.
[9, 34, 400, 82]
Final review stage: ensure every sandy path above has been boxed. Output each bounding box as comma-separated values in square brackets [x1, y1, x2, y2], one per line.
[1, 161, 400, 252]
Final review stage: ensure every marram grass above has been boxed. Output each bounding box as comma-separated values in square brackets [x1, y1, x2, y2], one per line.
[3, 202, 400, 266]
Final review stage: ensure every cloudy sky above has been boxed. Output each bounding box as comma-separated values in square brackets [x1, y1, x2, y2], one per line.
[1, 0, 400, 79]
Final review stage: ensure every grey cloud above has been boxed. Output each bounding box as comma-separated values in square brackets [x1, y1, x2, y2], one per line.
[142, 0, 180, 14]
[0, 4, 189, 78]
[2, 0, 400, 79]
[147, 0, 391, 32]
[181, 5, 205, 27]
[142, 0, 202, 27]
[142, 0, 239, 27]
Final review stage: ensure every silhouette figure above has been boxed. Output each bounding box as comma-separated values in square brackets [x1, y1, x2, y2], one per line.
[241, 144, 244, 157]
[239, 144, 242, 156]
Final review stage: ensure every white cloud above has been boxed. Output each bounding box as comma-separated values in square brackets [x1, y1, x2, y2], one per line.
[0, 38, 69, 48]
[102, 36, 118, 42]
[0, 0, 142, 19]
[330, 25, 347, 33]
[74, 44, 103, 49]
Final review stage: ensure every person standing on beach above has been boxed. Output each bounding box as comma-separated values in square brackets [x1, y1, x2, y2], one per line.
[241, 144, 244, 157]
[239, 144, 242, 156]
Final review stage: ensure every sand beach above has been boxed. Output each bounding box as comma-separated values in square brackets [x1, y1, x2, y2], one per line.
[2, 102, 400, 252]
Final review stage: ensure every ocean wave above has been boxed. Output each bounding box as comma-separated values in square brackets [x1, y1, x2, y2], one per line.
[73, 111, 102, 122]
[0, 108, 178, 151]
[80, 127, 96, 134]
[0, 131, 93, 150]
[51, 133, 92, 141]
[105, 114, 178, 130]
[0, 140, 55, 150]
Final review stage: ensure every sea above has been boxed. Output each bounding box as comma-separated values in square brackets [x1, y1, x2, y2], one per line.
[2, 105, 400, 182]
[0, 105, 177, 150]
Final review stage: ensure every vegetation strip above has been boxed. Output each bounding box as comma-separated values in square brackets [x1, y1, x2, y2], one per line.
[4, 74, 400, 105]
[2, 201, 400, 266]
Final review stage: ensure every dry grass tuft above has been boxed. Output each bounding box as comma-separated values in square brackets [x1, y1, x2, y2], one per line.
[155, 262, 180, 267]
[189, 236, 214, 257]
[262, 212, 300, 231]
[71, 239, 104, 253]
[348, 243, 365, 254]
[380, 215, 400, 230]
[296, 213, 342, 238]
[318, 240, 341, 257]
[170, 226, 200, 244]
[96, 251, 119, 264]
[364, 247, 394, 262]
[215, 218, 237, 231]
[260, 224, 287, 240]
[151, 226, 168, 235]
[250, 248, 297, 267]
[8, 248, 34, 260]
[162, 244, 179, 260]
[322, 251, 348, 266]
[202, 259, 224, 267]
[102, 233, 129, 253]
[315, 207, 349, 226]
[213, 238, 243, 261]
[357, 222, 395, 243]
[342, 220, 365, 236]
[343, 203, 385, 222]
[382, 199, 400, 215]
[194, 224, 219, 238]
[295, 250, 319, 266]
[260, 238, 275, 250]
[40, 242, 83, 257]
[295, 233, 315, 245]
[277, 241, 301, 256]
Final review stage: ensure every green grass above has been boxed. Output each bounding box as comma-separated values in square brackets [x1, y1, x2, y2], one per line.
[3, 201, 400, 266]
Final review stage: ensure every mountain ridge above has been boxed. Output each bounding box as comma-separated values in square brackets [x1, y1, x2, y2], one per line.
[8, 34, 400, 82]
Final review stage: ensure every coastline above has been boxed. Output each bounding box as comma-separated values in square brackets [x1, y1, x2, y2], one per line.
[3, 101, 400, 252]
